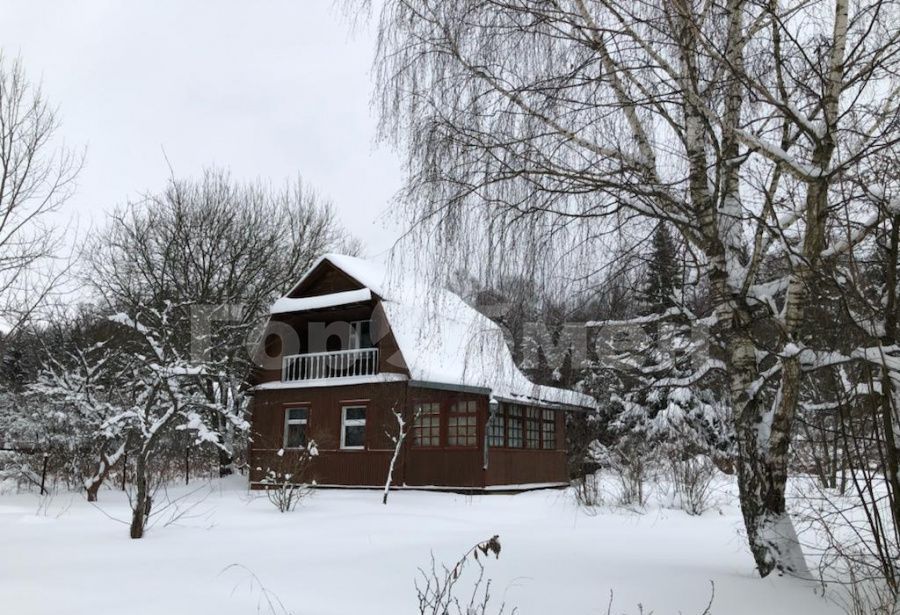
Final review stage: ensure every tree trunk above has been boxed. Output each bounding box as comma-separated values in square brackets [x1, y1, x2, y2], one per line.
[129, 453, 150, 540]
[728, 324, 809, 577]
[217, 446, 234, 478]
[85, 451, 116, 503]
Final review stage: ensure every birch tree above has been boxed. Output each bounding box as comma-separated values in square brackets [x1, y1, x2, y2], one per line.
[366, 0, 900, 576]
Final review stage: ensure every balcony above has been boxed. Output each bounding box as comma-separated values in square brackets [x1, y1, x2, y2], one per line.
[282, 348, 379, 382]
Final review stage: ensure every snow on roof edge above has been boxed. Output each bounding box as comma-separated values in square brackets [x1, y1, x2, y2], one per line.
[271, 288, 372, 314]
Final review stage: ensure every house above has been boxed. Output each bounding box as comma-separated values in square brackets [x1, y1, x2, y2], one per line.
[247, 253, 596, 490]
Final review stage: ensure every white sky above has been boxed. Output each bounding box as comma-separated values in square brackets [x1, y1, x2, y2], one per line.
[0, 1, 403, 258]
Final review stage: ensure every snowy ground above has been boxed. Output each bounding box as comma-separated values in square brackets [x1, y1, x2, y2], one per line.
[0, 477, 841, 615]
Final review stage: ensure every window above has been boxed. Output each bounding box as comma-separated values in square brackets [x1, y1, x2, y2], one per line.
[507, 405, 524, 448]
[542, 409, 556, 450]
[448, 400, 477, 447]
[487, 409, 505, 447]
[525, 407, 541, 449]
[414, 402, 441, 447]
[341, 405, 367, 449]
[284, 407, 309, 448]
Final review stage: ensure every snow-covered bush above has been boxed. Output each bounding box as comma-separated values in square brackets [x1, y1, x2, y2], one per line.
[259, 443, 317, 513]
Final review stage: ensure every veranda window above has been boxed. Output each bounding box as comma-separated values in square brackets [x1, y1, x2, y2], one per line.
[507, 405, 524, 448]
[284, 407, 309, 448]
[341, 405, 367, 449]
[525, 407, 541, 449]
[542, 409, 556, 450]
[448, 400, 477, 447]
[414, 402, 441, 447]
[487, 409, 505, 447]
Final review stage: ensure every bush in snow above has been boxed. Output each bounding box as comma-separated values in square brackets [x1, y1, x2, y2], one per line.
[667, 454, 717, 516]
[572, 470, 603, 511]
[259, 442, 317, 513]
[415, 535, 506, 615]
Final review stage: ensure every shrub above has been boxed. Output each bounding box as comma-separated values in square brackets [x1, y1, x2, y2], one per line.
[259, 442, 317, 513]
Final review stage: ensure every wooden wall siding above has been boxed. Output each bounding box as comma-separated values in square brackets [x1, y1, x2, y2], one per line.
[484, 450, 568, 486]
[288, 261, 365, 298]
[483, 411, 568, 485]
[249, 380, 569, 489]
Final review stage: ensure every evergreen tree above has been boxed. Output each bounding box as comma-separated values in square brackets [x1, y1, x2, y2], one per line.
[640, 224, 681, 315]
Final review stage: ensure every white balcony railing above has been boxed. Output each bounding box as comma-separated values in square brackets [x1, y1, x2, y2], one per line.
[282, 348, 379, 382]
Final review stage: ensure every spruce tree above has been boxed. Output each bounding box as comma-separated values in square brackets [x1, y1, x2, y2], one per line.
[640, 223, 681, 315]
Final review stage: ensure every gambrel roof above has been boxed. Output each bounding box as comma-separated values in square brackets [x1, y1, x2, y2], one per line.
[271, 253, 597, 411]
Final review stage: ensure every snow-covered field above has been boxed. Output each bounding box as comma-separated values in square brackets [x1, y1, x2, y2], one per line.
[0, 477, 840, 615]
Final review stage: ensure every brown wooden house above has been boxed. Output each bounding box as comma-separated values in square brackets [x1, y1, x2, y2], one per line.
[247, 254, 596, 490]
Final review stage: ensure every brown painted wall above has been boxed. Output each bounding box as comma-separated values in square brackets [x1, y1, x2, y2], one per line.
[249, 368, 569, 488]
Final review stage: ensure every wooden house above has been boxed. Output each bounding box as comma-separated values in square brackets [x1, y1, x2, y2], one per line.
[247, 254, 596, 490]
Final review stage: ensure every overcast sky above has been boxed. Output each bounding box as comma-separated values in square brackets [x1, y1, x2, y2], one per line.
[0, 1, 403, 258]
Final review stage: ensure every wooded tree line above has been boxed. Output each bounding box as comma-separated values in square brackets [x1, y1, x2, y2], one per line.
[363, 0, 900, 602]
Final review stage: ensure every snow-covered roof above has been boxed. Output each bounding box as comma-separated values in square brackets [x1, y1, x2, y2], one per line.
[275, 253, 597, 411]
[271, 288, 372, 314]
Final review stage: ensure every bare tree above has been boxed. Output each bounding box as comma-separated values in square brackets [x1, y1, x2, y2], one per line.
[86, 168, 355, 476]
[383, 404, 420, 505]
[0, 54, 80, 332]
[365, 0, 900, 576]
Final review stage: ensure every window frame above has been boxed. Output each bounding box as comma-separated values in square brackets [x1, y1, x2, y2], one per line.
[412, 401, 442, 448]
[542, 409, 557, 450]
[447, 399, 478, 448]
[525, 407, 542, 449]
[488, 404, 559, 451]
[487, 406, 506, 448]
[283, 405, 310, 449]
[340, 404, 367, 450]
[506, 404, 524, 448]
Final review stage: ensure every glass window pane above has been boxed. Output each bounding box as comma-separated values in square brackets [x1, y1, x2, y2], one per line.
[288, 408, 308, 422]
[344, 425, 366, 448]
[286, 423, 307, 448]
[506, 405, 523, 448]
[526, 408, 540, 449]
[345, 406, 366, 421]
[542, 411, 556, 450]
[448, 414, 476, 447]
[414, 402, 441, 447]
[488, 412, 505, 447]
